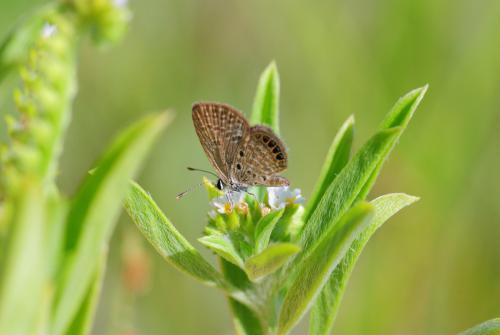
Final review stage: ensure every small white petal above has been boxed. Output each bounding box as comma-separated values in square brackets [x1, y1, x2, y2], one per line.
[267, 186, 290, 209]
[295, 196, 306, 205]
[267, 185, 305, 208]
[41, 23, 57, 39]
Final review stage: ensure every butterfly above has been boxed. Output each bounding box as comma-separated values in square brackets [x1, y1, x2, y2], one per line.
[191, 102, 289, 194]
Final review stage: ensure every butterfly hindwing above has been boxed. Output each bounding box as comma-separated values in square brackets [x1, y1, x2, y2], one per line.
[230, 125, 288, 186]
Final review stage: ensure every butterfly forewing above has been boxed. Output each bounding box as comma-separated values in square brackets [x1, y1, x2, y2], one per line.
[192, 102, 288, 189]
[192, 103, 249, 183]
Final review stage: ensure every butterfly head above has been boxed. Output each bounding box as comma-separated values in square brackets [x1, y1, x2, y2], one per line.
[216, 178, 248, 193]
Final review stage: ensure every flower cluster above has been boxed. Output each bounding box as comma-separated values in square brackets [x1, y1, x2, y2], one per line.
[209, 186, 305, 217]
[199, 178, 305, 282]
[268, 186, 305, 209]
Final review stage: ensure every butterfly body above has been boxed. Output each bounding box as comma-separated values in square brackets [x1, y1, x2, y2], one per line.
[192, 102, 289, 193]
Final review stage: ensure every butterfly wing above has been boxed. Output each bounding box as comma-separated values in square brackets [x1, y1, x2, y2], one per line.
[192, 103, 249, 182]
[230, 125, 289, 186]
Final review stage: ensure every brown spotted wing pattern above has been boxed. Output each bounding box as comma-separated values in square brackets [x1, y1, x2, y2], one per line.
[192, 102, 288, 189]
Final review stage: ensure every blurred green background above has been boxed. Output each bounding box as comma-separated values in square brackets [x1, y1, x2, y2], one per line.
[1, 0, 500, 334]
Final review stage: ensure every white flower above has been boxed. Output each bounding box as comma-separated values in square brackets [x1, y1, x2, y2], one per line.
[210, 192, 245, 215]
[113, 0, 128, 8]
[41, 23, 57, 39]
[267, 186, 305, 210]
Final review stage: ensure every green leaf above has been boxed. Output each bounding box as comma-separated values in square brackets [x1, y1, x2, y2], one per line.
[51, 112, 171, 335]
[298, 128, 397, 255]
[254, 209, 285, 253]
[125, 181, 226, 287]
[357, 85, 428, 200]
[228, 298, 264, 335]
[0, 183, 46, 335]
[65, 253, 106, 335]
[304, 115, 354, 223]
[309, 193, 419, 335]
[250, 61, 280, 134]
[271, 204, 304, 242]
[245, 243, 300, 281]
[459, 318, 500, 335]
[219, 259, 263, 335]
[219, 257, 252, 291]
[300, 86, 427, 258]
[380, 85, 428, 129]
[199, 234, 244, 268]
[277, 202, 374, 335]
[45, 195, 68, 282]
[250, 61, 281, 200]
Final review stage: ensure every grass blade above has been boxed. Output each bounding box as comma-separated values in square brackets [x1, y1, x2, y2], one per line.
[51, 112, 170, 335]
[277, 202, 374, 335]
[125, 181, 227, 287]
[0, 184, 45, 335]
[309, 193, 419, 335]
[304, 115, 354, 223]
[244, 243, 300, 281]
[250, 61, 280, 133]
[65, 253, 106, 335]
[300, 86, 427, 258]
[459, 318, 500, 335]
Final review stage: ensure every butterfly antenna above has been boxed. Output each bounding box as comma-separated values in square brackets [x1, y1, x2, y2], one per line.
[186, 166, 219, 178]
[176, 182, 203, 200]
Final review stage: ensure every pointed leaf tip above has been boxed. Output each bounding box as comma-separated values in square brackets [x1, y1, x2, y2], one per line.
[305, 114, 356, 222]
[381, 86, 427, 130]
[245, 243, 300, 281]
[251, 61, 280, 134]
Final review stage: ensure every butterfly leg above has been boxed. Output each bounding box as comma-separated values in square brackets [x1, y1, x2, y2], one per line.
[245, 190, 258, 200]
[226, 191, 234, 208]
